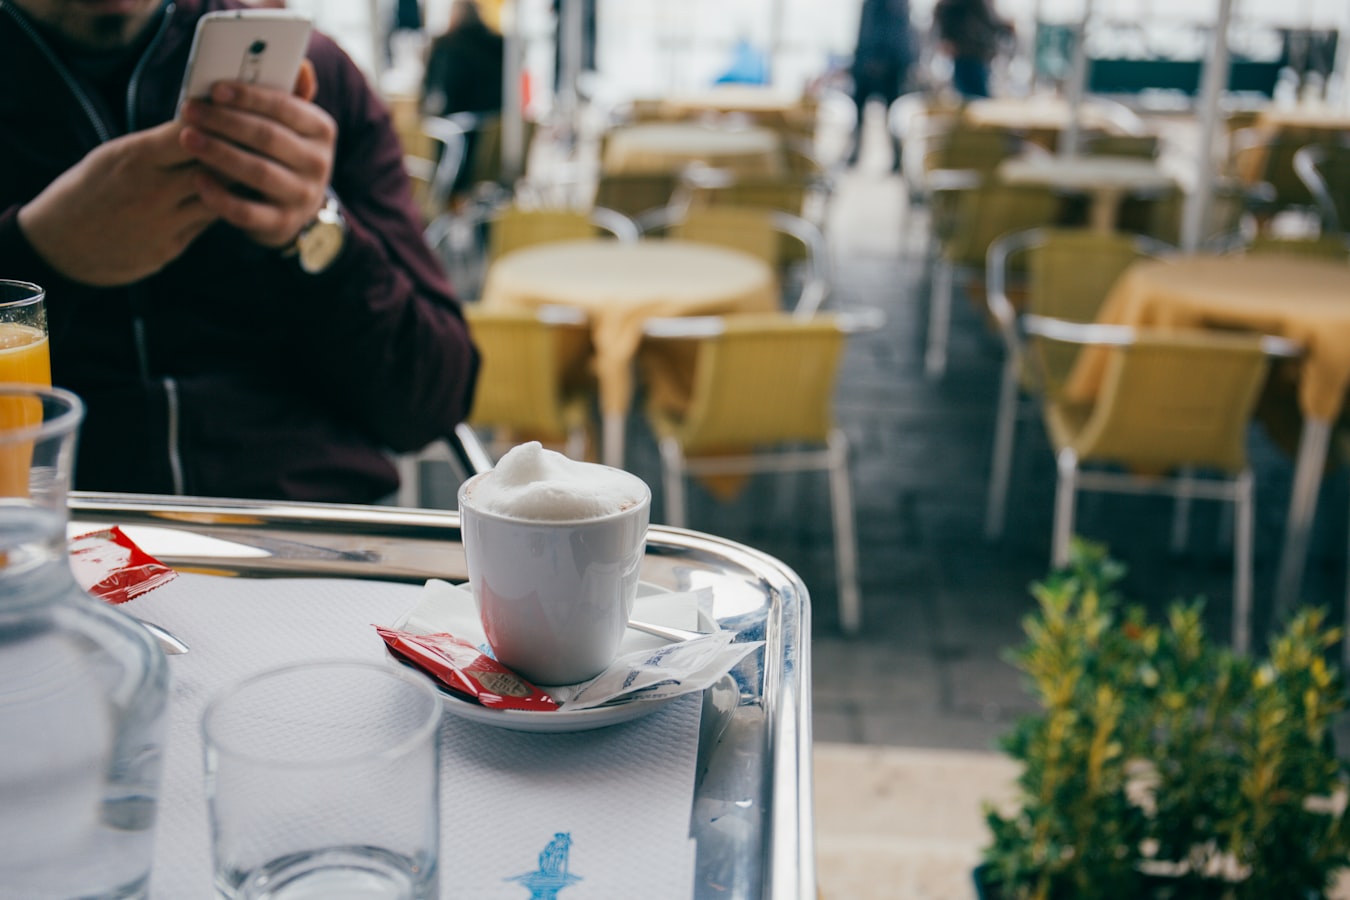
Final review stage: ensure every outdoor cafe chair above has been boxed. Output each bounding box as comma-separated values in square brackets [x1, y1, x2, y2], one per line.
[1023, 318, 1300, 653]
[925, 178, 1061, 378]
[984, 228, 1174, 540]
[636, 204, 832, 317]
[396, 305, 595, 507]
[636, 310, 883, 635]
[1293, 140, 1350, 236]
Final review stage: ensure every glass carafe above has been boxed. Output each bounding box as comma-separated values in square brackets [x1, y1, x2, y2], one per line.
[0, 386, 168, 899]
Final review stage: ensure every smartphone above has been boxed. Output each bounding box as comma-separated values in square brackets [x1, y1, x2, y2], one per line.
[176, 10, 313, 114]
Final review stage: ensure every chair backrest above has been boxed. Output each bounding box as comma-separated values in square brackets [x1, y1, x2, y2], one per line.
[941, 181, 1061, 267]
[924, 121, 1021, 175]
[463, 306, 591, 442]
[637, 204, 829, 315]
[1080, 132, 1160, 159]
[1066, 330, 1270, 474]
[685, 174, 811, 218]
[643, 205, 780, 266]
[1230, 127, 1318, 210]
[649, 314, 846, 453]
[487, 206, 637, 262]
[593, 172, 682, 219]
[1294, 141, 1350, 235]
[989, 228, 1170, 395]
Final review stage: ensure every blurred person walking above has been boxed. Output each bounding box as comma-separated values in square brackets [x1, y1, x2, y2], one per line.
[847, 0, 915, 169]
[932, 0, 1013, 99]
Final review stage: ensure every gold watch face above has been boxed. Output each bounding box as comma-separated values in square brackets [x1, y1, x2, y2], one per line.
[297, 218, 344, 274]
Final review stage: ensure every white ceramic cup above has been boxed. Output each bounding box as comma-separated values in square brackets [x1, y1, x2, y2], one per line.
[457, 466, 651, 686]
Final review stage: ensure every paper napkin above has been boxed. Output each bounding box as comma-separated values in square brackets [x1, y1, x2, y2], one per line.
[123, 572, 703, 899]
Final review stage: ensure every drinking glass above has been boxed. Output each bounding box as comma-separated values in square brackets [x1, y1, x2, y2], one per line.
[0, 281, 50, 387]
[203, 660, 442, 900]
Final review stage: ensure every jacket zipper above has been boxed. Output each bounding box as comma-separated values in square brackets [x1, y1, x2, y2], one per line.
[4, 1, 187, 494]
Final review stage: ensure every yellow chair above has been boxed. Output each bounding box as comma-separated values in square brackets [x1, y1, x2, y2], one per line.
[637, 311, 883, 635]
[592, 171, 683, 220]
[463, 305, 596, 460]
[636, 204, 832, 317]
[486, 205, 639, 263]
[1025, 320, 1299, 652]
[1294, 141, 1350, 236]
[925, 179, 1062, 377]
[984, 228, 1173, 539]
[394, 306, 596, 506]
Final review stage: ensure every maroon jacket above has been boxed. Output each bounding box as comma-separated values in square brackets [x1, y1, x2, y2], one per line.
[0, 0, 479, 503]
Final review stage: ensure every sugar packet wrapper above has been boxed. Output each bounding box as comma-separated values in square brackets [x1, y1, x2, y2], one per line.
[552, 632, 760, 710]
[388, 578, 762, 711]
[69, 526, 178, 604]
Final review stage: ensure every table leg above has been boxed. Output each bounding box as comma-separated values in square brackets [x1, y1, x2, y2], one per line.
[1089, 188, 1125, 233]
[1273, 416, 1331, 631]
[602, 412, 626, 469]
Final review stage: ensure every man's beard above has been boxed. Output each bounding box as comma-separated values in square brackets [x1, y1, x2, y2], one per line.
[80, 14, 142, 50]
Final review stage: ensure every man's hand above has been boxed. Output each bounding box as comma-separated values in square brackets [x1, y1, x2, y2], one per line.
[17, 120, 216, 287]
[178, 61, 337, 250]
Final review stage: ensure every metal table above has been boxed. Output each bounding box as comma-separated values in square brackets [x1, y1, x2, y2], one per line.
[69, 491, 816, 900]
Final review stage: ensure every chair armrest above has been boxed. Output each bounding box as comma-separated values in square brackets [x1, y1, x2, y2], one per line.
[590, 207, 641, 243]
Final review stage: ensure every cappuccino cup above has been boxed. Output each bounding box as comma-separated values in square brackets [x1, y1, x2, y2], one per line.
[457, 442, 651, 686]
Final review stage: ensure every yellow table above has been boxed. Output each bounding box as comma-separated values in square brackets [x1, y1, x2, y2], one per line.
[480, 239, 777, 467]
[998, 154, 1176, 233]
[1066, 254, 1350, 629]
[602, 122, 784, 177]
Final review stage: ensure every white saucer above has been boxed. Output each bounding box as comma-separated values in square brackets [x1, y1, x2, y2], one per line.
[387, 581, 710, 733]
[437, 689, 676, 733]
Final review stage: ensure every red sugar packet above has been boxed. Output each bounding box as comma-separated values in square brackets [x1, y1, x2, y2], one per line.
[70, 526, 178, 605]
[375, 625, 559, 712]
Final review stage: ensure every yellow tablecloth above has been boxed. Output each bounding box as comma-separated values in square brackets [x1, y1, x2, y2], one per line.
[480, 239, 777, 418]
[1066, 255, 1350, 422]
[602, 123, 784, 177]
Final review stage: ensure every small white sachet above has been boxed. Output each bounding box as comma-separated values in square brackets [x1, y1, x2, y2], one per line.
[392, 579, 762, 711]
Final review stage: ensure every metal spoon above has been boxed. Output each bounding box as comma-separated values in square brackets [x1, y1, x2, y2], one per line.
[134, 618, 190, 655]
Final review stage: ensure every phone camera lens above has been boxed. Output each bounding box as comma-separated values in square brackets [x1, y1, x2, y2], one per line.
[248, 39, 267, 54]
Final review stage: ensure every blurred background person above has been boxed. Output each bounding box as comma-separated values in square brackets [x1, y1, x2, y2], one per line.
[932, 0, 1013, 99]
[422, 0, 504, 118]
[847, 0, 915, 169]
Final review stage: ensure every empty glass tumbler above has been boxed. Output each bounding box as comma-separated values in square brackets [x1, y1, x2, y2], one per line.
[203, 660, 442, 900]
[0, 385, 169, 899]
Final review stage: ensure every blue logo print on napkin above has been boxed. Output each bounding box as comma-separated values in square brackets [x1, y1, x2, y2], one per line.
[507, 832, 582, 898]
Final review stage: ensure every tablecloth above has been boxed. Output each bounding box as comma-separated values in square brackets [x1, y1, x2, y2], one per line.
[480, 239, 777, 418]
[1064, 255, 1350, 422]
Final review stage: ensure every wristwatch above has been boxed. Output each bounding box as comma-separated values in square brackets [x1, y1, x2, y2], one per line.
[284, 189, 346, 275]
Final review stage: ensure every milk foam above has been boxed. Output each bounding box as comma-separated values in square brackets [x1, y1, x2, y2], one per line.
[467, 442, 647, 521]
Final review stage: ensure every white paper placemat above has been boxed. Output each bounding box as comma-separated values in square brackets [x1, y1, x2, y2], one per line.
[124, 573, 701, 898]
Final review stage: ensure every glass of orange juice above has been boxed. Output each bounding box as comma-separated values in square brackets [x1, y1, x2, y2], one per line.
[0, 281, 50, 388]
[0, 282, 51, 496]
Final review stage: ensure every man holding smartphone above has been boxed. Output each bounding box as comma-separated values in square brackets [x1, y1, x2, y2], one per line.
[0, 0, 481, 503]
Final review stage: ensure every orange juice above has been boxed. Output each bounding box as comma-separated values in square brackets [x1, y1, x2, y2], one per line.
[0, 324, 49, 497]
[0, 322, 50, 387]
